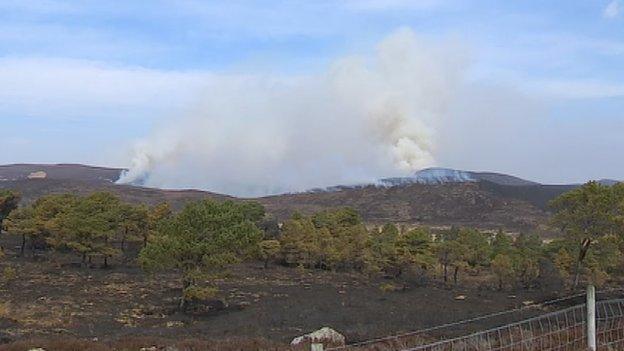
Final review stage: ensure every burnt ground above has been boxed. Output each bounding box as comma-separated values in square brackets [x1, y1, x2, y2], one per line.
[0, 234, 589, 347]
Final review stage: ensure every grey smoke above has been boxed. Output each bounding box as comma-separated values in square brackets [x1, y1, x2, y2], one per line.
[117, 28, 467, 196]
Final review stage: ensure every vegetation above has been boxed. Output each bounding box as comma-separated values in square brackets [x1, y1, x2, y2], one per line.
[0, 180, 623, 313]
[5, 192, 156, 264]
[0, 189, 20, 235]
[139, 199, 264, 309]
[549, 181, 624, 286]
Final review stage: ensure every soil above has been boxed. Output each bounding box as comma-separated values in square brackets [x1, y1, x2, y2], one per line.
[0, 234, 589, 347]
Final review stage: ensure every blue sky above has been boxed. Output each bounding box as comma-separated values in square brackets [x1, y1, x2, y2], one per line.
[1, 0, 623, 191]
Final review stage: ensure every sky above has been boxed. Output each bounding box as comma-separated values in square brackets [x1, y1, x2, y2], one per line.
[1, 0, 623, 195]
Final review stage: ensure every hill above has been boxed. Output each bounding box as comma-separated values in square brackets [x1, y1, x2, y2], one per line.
[1, 163, 617, 232]
[0, 164, 231, 208]
[379, 167, 539, 187]
[260, 181, 550, 231]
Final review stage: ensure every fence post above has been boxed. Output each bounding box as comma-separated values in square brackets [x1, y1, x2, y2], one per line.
[311, 343, 324, 351]
[587, 284, 596, 351]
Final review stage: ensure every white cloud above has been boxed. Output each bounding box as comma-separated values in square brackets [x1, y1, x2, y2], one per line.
[604, 0, 621, 19]
[0, 58, 208, 120]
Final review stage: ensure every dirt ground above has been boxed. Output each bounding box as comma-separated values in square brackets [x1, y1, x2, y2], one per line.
[0, 234, 590, 347]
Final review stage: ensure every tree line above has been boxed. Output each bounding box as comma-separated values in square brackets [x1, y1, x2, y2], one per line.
[3, 192, 171, 265]
[0, 181, 623, 308]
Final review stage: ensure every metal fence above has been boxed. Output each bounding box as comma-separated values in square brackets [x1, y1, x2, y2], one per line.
[327, 292, 624, 351]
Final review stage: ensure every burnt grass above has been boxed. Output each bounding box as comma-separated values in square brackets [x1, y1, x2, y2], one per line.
[0, 234, 573, 349]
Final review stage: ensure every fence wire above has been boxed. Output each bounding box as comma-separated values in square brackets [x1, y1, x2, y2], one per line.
[336, 298, 624, 351]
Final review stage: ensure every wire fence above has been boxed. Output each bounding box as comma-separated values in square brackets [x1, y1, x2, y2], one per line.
[327, 292, 624, 351]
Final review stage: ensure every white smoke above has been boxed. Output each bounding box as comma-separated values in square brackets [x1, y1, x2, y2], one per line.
[117, 28, 467, 197]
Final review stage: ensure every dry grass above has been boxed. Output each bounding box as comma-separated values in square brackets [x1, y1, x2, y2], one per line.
[0, 336, 295, 351]
[0, 302, 10, 319]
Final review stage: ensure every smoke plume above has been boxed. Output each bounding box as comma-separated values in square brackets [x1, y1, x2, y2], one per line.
[117, 28, 467, 196]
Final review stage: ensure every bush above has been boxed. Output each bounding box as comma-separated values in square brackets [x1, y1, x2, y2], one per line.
[2, 266, 16, 283]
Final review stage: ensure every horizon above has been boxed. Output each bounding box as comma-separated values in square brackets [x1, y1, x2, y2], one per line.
[0, 163, 620, 195]
[2, 1, 624, 196]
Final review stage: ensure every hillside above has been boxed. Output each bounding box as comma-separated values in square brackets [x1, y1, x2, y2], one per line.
[0, 163, 607, 232]
[379, 167, 539, 187]
[260, 182, 550, 231]
[0, 164, 231, 208]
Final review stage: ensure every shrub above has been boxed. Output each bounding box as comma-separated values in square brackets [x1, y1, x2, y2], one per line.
[2, 266, 16, 283]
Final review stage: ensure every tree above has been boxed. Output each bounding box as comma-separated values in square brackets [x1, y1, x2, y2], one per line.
[396, 228, 435, 272]
[511, 233, 543, 288]
[279, 215, 325, 268]
[139, 199, 264, 309]
[583, 235, 622, 286]
[368, 223, 401, 276]
[118, 203, 149, 252]
[491, 254, 514, 290]
[456, 228, 492, 271]
[52, 192, 122, 267]
[552, 246, 575, 279]
[259, 240, 281, 268]
[6, 194, 77, 256]
[313, 208, 369, 271]
[5, 207, 37, 256]
[0, 190, 20, 235]
[550, 182, 618, 286]
[491, 229, 513, 258]
[145, 202, 172, 248]
[436, 238, 465, 284]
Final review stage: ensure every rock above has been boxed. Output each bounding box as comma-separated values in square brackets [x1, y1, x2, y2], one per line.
[165, 321, 184, 328]
[139, 347, 157, 351]
[291, 327, 346, 346]
[454, 295, 466, 300]
[27, 171, 47, 179]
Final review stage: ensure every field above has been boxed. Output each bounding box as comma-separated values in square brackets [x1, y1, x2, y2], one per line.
[0, 233, 563, 350]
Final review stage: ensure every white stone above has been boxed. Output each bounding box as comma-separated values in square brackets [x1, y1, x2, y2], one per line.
[291, 327, 345, 346]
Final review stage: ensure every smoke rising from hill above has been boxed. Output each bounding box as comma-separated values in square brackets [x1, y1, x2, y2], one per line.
[117, 28, 467, 196]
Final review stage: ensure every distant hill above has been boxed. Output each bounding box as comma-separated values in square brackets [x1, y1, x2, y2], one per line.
[0, 164, 230, 208]
[0, 163, 619, 233]
[379, 167, 538, 187]
[0, 163, 124, 183]
[260, 181, 550, 231]
[598, 179, 621, 186]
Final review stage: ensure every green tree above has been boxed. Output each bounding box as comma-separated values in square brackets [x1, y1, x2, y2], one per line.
[583, 235, 622, 286]
[7, 194, 77, 256]
[550, 181, 618, 286]
[552, 246, 575, 279]
[368, 224, 401, 275]
[313, 209, 369, 271]
[139, 200, 264, 309]
[259, 240, 281, 268]
[145, 202, 172, 247]
[511, 233, 543, 288]
[456, 228, 492, 271]
[5, 207, 37, 256]
[436, 238, 465, 284]
[52, 192, 122, 267]
[280, 215, 325, 268]
[491, 254, 514, 290]
[396, 228, 435, 274]
[118, 203, 149, 252]
[0, 190, 20, 235]
[491, 229, 513, 258]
